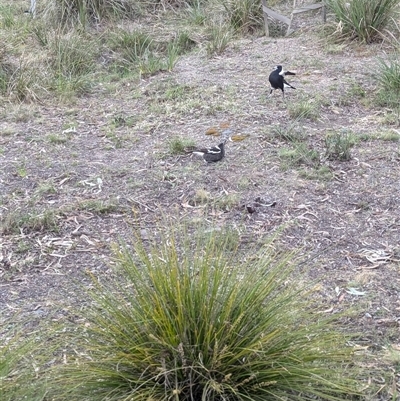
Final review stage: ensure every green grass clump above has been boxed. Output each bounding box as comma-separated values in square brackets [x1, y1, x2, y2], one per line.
[375, 57, 400, 107]
[46, 225, 362, 401]
[0, 53, 44, 101]
[42, 0, 136, 28]
[109, 29, 154, 59]
[47, 32, 99, 98]
[378, 130, 400, 141]
[108, 29, 187, 76]
[206, 23, 234, 56]
[51, 34, 98, 77]
[279, 142, 320, 169]
[167, 31, 197, 55]
[325, 130, 356, 161]
[288, 99, 320, 120]
[270, 123, 304, 142]
[185, 0, 207, 25]
[325, 0, 400, 43]
[222, 0, 263, 33]
[77, 198, 122, 214]
[380, 108, 400, 125]
[168, 136, 196, 154]
[215, 193, 239, 211]
[0, 326, 47, 401]
[1, 209, 59, 234]
[298, 165, 334, 181]
[0, 5, 15, 29]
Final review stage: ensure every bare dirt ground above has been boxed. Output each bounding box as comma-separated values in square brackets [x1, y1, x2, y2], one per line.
[1, 21, 400, 395]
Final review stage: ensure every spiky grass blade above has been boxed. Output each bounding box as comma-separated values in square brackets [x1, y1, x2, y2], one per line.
[0, 323, 49, 401]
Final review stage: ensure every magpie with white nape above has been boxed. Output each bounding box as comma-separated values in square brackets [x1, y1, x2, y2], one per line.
[268, 65, 296, 98]
[193, 141, 225, 163]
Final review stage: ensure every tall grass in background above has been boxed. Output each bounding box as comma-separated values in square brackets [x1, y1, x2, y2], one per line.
[48, 31, 98, 97]
[223, 0, 263, 33]
[0, 4, 46, 100]
[206, 23, 234, 55]
[42, 225, 363, 401]
[108, 29, 189, 76]
[325, 0, 400, 42]
[0, 0, 257, 101]
[375, 18, 400, 108]
[42, 0, 137, 27]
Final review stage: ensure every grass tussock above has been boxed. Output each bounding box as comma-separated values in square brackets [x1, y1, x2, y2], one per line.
[50, 32, 99, 78]
[1, 208, 59, 235]
[287, 99, 321, 120]
[375, 56, 400, 107]
[40, 225, 363, 401]
[325, 0, 400, 43]
[42, 0, 138, 28]
[0, 324, 48, 401]
[47, 31, 99, 97]
[206, 23, 234, 56]
[168, 136, 196, 154]
[324, 130, 356, 161]
[185, 0, 207, 25]
[0, 51, 46, 101]
[222, 0, 263, 33]
[279, 142, 320, 169]
[108, 28, 195, 76]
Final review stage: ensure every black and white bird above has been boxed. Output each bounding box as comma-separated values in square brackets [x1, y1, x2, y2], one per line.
[192, 141, 225, 163]
[268, 65, 296, 98]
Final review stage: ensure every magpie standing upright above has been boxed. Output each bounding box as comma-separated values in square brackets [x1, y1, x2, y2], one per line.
[268, 65, 296, 98]
[192, 141, 226, 163]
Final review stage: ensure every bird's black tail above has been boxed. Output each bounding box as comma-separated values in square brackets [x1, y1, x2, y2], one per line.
[283, 79, 296, 89]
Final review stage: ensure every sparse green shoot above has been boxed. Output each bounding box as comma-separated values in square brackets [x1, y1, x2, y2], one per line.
[299, 165, 334, 181]
[270, 122, 305, 142]
[2, 209, 59, 235]
[206, 23, 234, 56]
[325, 130, 356, 161]
[168, 136, 196, 155]
[77, 199, 122, 214]
[47, 133, 69, 144]
[279, 142, 320, 169]
[215, 192, 239, 211]
[193, 188, 211, 205]
[377, 130, 400, 141]
[288, 99, 320, 120]
[34, 181, 57, 198]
